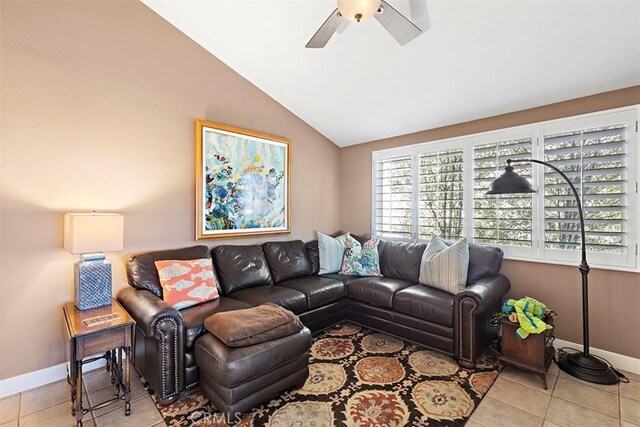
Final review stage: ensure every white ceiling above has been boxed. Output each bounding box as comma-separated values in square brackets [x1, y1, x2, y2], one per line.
[142, 0, 640, 147]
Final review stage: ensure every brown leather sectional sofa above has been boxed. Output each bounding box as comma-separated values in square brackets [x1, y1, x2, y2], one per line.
[117, 238, 510, 404]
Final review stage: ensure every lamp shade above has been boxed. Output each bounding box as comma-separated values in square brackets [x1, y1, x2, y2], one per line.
[486, 164, 537, 195]
[338, 0, 381, 22]
[63, 213, 124, 254]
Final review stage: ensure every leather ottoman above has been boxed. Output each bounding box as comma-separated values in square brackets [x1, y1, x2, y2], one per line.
[194, 327, 311, 418]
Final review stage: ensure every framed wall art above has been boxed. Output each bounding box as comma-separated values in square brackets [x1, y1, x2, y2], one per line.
[195, 119, 290, 239]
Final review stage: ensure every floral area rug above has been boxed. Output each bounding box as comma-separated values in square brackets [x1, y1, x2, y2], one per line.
[153, 323, 502, 426]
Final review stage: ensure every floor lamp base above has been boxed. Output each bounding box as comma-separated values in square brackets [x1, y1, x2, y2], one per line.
[557, 352, 619, 385]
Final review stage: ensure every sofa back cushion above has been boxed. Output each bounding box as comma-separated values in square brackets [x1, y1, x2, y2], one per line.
[127, 245, 212, 298]
[305, 240, 320, 275]
[378, 238, 504, 285]
[378, 240, 427, 283]
[212, 245, 273, 294]
[467, 243, 504, 283]
[262, 240, 312, 283]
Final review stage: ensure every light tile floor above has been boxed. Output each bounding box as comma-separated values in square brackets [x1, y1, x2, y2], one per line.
[0, 362, 638, 426]
[470, 362, 640, 427]
[0, 367, 163, 427]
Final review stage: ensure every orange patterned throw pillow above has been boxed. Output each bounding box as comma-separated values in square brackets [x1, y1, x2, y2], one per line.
[154, 259, 220, 310]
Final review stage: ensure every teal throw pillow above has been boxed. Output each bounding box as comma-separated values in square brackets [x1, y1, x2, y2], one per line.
[318, 232, 350, 274]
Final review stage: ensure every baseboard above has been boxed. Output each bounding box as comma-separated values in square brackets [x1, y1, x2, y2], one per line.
[0, 357, 107, 399]
[554, 338, 640, 376]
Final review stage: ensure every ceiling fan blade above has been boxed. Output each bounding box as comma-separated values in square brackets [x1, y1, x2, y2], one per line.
[306, 9, 345, 48]
[374, 0, 422, 46]
[336, 18, 349, 34]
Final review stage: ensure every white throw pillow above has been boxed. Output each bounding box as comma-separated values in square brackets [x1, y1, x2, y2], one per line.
[419, 236, 469, 294]
[318, 232, 350, 274]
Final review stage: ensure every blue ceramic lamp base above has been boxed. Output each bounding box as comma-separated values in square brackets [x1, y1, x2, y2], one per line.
[74, 253, 113, 310]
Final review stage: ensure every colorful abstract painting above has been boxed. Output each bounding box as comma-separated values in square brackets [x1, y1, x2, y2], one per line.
[195, 120, 290, 239]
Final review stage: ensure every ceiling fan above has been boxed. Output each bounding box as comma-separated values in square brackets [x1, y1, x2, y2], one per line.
[306, 0, 422, 48]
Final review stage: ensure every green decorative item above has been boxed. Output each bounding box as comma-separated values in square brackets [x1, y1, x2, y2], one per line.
[502, 297, 552, 339]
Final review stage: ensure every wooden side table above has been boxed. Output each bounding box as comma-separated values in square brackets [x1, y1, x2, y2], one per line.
[63, 299, 135, 427]
[499, 313, 555, 389]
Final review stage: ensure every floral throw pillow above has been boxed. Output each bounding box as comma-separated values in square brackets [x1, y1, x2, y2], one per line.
[155, 258, 220, 310]
[339, 236, 382, 276]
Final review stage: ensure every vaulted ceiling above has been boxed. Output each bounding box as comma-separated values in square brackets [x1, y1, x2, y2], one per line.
[141, 0, 640, 147]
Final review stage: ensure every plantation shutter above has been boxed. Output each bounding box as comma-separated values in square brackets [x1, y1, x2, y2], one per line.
[543, 123, 629, 255]
[473, 138, 534, 247]
[374, 155, 413, 239]
[418, 148, 464, 240]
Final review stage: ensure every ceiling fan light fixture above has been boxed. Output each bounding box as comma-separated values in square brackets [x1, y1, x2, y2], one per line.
[337, 0, 381, 23]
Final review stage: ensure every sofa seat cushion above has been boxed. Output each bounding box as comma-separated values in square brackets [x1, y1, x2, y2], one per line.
[227, 286, 307, 314]
[320, 274, 361, 286]
[347, 277, 414, 308]
[393, 285, 455, 327]
[278, 276, 345, 309]
[181, 297, 252, 350]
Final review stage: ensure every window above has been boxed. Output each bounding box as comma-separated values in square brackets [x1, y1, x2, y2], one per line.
[371, 107, 638, 270]
[542, 112, 634, 267]
[374, 155, 413, 239]
[419, 149, 464, 240]
[473, 138, 533, 248]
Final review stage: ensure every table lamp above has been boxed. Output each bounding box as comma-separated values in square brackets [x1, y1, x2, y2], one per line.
[63, 212, 124, 310]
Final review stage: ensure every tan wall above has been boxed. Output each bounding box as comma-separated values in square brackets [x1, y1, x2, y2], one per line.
[0, 0, 341, 379]
[341, 86, 640, 359]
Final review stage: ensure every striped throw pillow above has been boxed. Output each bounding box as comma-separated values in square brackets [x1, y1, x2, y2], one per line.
[419, 236, 469, 294]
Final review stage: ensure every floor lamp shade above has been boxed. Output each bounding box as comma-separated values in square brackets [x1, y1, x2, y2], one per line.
[64, 213, 124, 310]
[486, 163, 536, 195]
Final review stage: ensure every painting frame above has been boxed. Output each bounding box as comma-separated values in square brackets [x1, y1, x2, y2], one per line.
[195, 119, 291, 240]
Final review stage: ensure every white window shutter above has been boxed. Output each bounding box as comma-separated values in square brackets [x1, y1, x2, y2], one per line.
[418, 149, 464, 240]
[473, 138, 534, 247]
[374, 155, 413, 239]
[544, 124, 629, 256]
[371, 107, 637, 270]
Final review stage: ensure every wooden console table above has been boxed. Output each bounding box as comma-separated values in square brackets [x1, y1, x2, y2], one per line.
[63, 299, 135, 427]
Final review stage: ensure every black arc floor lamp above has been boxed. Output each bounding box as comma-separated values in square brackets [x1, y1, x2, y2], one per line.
[487, 159, 619, 385]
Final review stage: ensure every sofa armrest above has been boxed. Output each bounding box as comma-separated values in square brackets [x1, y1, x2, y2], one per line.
[456, 274, 510, 309]
[117, 287, 184, 402]
[117, 287, 183, 336]
[454, 274, 510, 367]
